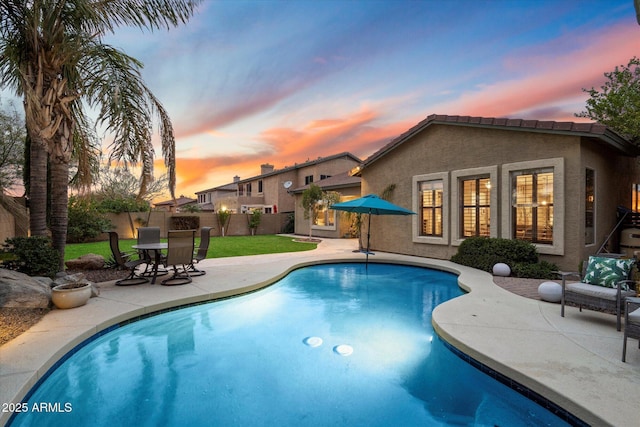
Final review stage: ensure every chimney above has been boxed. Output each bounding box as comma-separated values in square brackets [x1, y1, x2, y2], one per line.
[233, 175, 240, 183]
[261, 163, 275, 174]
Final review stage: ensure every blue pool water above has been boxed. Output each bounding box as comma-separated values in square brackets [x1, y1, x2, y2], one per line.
[11, 263, 571, 426]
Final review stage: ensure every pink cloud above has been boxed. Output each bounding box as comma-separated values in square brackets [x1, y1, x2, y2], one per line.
[437, 23, 640, 119]
[169, 108, 418, 196]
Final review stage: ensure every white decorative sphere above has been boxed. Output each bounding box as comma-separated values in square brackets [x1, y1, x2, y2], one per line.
[492, 263, 511, 277]
[538, 281, 562, 303]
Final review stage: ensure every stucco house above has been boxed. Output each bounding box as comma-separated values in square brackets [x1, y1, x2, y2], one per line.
[153, 195, 197, 213]
[355, 114, 640, 271]
[292, 171, 362, 239]
[196, 152, 361, 215]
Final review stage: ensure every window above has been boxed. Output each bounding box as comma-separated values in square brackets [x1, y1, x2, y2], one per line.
[313, 201, 336, 229]
[420, 180, 443, 236]
[511, 169, 553, 244]
[258, 179, 263, 194]
[246, 183, 252, 196]
[238, 184, 244, 196]
[501, 158, 563, 255]
[585, 169, 595, 245]
[305, 175, 314, 185]
[320, 174, 331, 180]
[413, 172, 449, 244]
[460, 177, 491, 238]
[633, 183, 640, 212]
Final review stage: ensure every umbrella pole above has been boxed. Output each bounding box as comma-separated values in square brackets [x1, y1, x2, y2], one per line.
[366, 212, 371, 267]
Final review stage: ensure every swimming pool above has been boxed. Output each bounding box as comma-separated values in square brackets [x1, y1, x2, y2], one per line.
[10, 263, 571, 426]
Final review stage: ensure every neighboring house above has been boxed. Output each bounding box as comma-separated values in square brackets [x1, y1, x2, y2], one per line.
[355, 114, 640, 271]
[292, 171, 362, 239]
[195, 152, 362, 215]
[195, 180, 239, 212]
[153, 195, 197, 213]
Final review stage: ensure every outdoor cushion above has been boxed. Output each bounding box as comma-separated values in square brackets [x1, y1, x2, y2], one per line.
[629, 308, 640, 323]
[583, 256, 634, 290]
[565, 282, 636, 301]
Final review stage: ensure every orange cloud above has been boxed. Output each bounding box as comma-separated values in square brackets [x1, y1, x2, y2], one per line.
[162, 108, 418, 197]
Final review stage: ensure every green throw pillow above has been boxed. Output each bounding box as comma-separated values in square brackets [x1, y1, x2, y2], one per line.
[583, 256, 634, 290]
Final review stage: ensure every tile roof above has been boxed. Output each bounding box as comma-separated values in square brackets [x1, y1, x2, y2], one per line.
[154, 195, 197, 207]
[196, 152, 362, 194]
[235, 152, 362, 184]
[363, 114, 638, 167]
[290, 171, 361, 193]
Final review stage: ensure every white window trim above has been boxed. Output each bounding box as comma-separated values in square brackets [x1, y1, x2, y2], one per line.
[312, 204, 337, 231]
[451, 166, 499, 246]
[501, 157, 564, 255]
[585, 167, 597, 248]
[412, 172, 449, 245]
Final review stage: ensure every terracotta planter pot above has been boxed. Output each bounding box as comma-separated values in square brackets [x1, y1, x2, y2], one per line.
[51, 282, 92, 309]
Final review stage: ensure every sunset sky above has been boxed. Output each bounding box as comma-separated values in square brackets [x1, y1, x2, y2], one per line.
[41, 1, 640, 198]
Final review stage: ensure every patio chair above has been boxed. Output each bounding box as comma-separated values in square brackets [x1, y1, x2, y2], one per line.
[187, 226, 212, 276]
[161, 230, 196, 286]
[137, 227, 167, 277]
[559, 256, 637, 331]
[108, 231, 149, 286]
[622, 297, 640, 362]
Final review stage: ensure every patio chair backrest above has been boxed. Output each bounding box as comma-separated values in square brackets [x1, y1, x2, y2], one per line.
[137, 227, 161, 245]
[195, 227, 213, 261]
[108, 231, 126, 268]
[166, 230, 195, 267]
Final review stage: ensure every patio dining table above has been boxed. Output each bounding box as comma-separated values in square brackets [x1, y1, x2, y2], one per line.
[132, 242, 168, 284]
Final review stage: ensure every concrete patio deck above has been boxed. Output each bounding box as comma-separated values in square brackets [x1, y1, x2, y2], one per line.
[1, 237, 639, 426]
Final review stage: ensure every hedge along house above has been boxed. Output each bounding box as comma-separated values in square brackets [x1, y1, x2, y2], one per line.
[356, 114, 640, 271]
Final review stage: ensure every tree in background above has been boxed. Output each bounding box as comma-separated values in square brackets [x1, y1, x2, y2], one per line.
[94, 166, 168, 206]
[301, 184, 323, 241]
[0, 100, 25, 193]
[576, 57, 640, 143]
[0, 0, 200, 270]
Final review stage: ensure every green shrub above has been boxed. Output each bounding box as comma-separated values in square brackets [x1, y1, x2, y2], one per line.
[95, 197, 150, 213]
[67, 196, 113, 243]
[170, 216, 200, 230]
[450, 237, 557, 279]
[1, 236, 60, 278]
[511, 260, 558, 280]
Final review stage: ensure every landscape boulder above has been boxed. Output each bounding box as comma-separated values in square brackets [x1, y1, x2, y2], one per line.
[65, 253, 105, 270]
[0, 269, 52, 308]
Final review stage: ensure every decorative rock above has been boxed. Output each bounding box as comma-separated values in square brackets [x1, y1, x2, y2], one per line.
[0, 269, 51, 308]
[64, 253, 105, 270]
[492, 263, 511, 277]
[538, 281, 562, 303]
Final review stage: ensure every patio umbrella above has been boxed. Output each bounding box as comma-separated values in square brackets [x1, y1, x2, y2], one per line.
[331, 194, 416, 265]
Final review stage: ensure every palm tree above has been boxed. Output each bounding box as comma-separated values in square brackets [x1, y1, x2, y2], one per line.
[0, 0, 200, 270]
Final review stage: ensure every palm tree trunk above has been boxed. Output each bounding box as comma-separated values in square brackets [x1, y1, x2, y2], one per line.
[29, 137, 49, 237]
[49, 156, 69, 272]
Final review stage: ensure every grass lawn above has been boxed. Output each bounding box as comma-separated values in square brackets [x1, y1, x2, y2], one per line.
[64, 235, 317, 262]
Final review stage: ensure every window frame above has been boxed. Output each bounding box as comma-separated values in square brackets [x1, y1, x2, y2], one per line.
[451, 166, 498, 246]
[501, 158, 564, 255]
[412, 172, 449, 245]
[311, 200, 337, 230]
[585, 168, 595, 246]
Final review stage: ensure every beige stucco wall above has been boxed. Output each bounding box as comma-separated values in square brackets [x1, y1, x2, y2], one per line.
[0, 204, 15, 243]
[294, 186, 361, 239]
[101, 211, 286, 240]
[360, 124, 639, 271]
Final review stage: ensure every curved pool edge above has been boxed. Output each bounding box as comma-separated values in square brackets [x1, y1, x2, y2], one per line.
[1, 243, 637, 427]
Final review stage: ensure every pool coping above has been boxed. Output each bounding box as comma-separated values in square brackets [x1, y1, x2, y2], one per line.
[1, 238, 639, 426]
